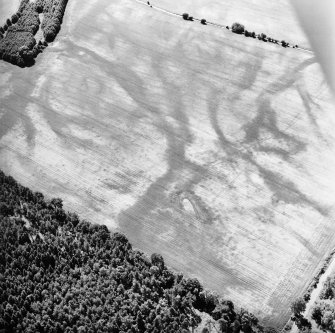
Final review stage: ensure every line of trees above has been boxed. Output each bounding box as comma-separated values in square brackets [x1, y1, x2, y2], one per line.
[0, 170, 267, 333]
[289, 276, 335, 332]
[311, 276, 335, 332]
[230, 22, 296, 48]
[290, 298, 311, 332]
[288, 249, 335, 332]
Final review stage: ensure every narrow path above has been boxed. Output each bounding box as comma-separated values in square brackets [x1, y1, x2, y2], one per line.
[290, 253, 335, 333]
[131, 0, 313, 54]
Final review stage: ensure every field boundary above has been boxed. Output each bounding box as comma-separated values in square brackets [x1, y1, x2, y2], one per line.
[131, 0, 313, 54]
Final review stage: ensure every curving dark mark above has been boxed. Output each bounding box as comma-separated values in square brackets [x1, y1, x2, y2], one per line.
[296, 81, 326, 142]
[254, 162, 329, 216]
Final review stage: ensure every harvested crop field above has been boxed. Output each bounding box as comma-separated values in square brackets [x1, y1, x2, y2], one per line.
[1, 0, 335, 327]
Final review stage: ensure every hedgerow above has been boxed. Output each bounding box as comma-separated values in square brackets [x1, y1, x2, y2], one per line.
[311, 276, 335, 333]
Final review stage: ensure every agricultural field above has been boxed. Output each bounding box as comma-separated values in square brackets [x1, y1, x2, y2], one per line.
[1, 0, 335, 328]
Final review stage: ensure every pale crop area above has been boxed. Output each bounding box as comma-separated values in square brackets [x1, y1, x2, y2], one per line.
[1, 0, 335, 328]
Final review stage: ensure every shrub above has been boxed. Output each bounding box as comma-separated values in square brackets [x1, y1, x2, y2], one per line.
[182, 13, 189, 20]
[244, 30, 250, 37]
[296, 317, 312, 331]
[194, 290, 218, 313]
[151, 253, 165, 269]
[11, 14, 19, 24]
[291, 298, 306, 316]
[3, 24, 8, 31]
[6, 18, 12, 27]
[260, 33, 267, 40]
[232, 22, 245, 34]
[0, 27, 4, 34]
[43, 24, 58, 42]
[201, 19, 206, 25]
